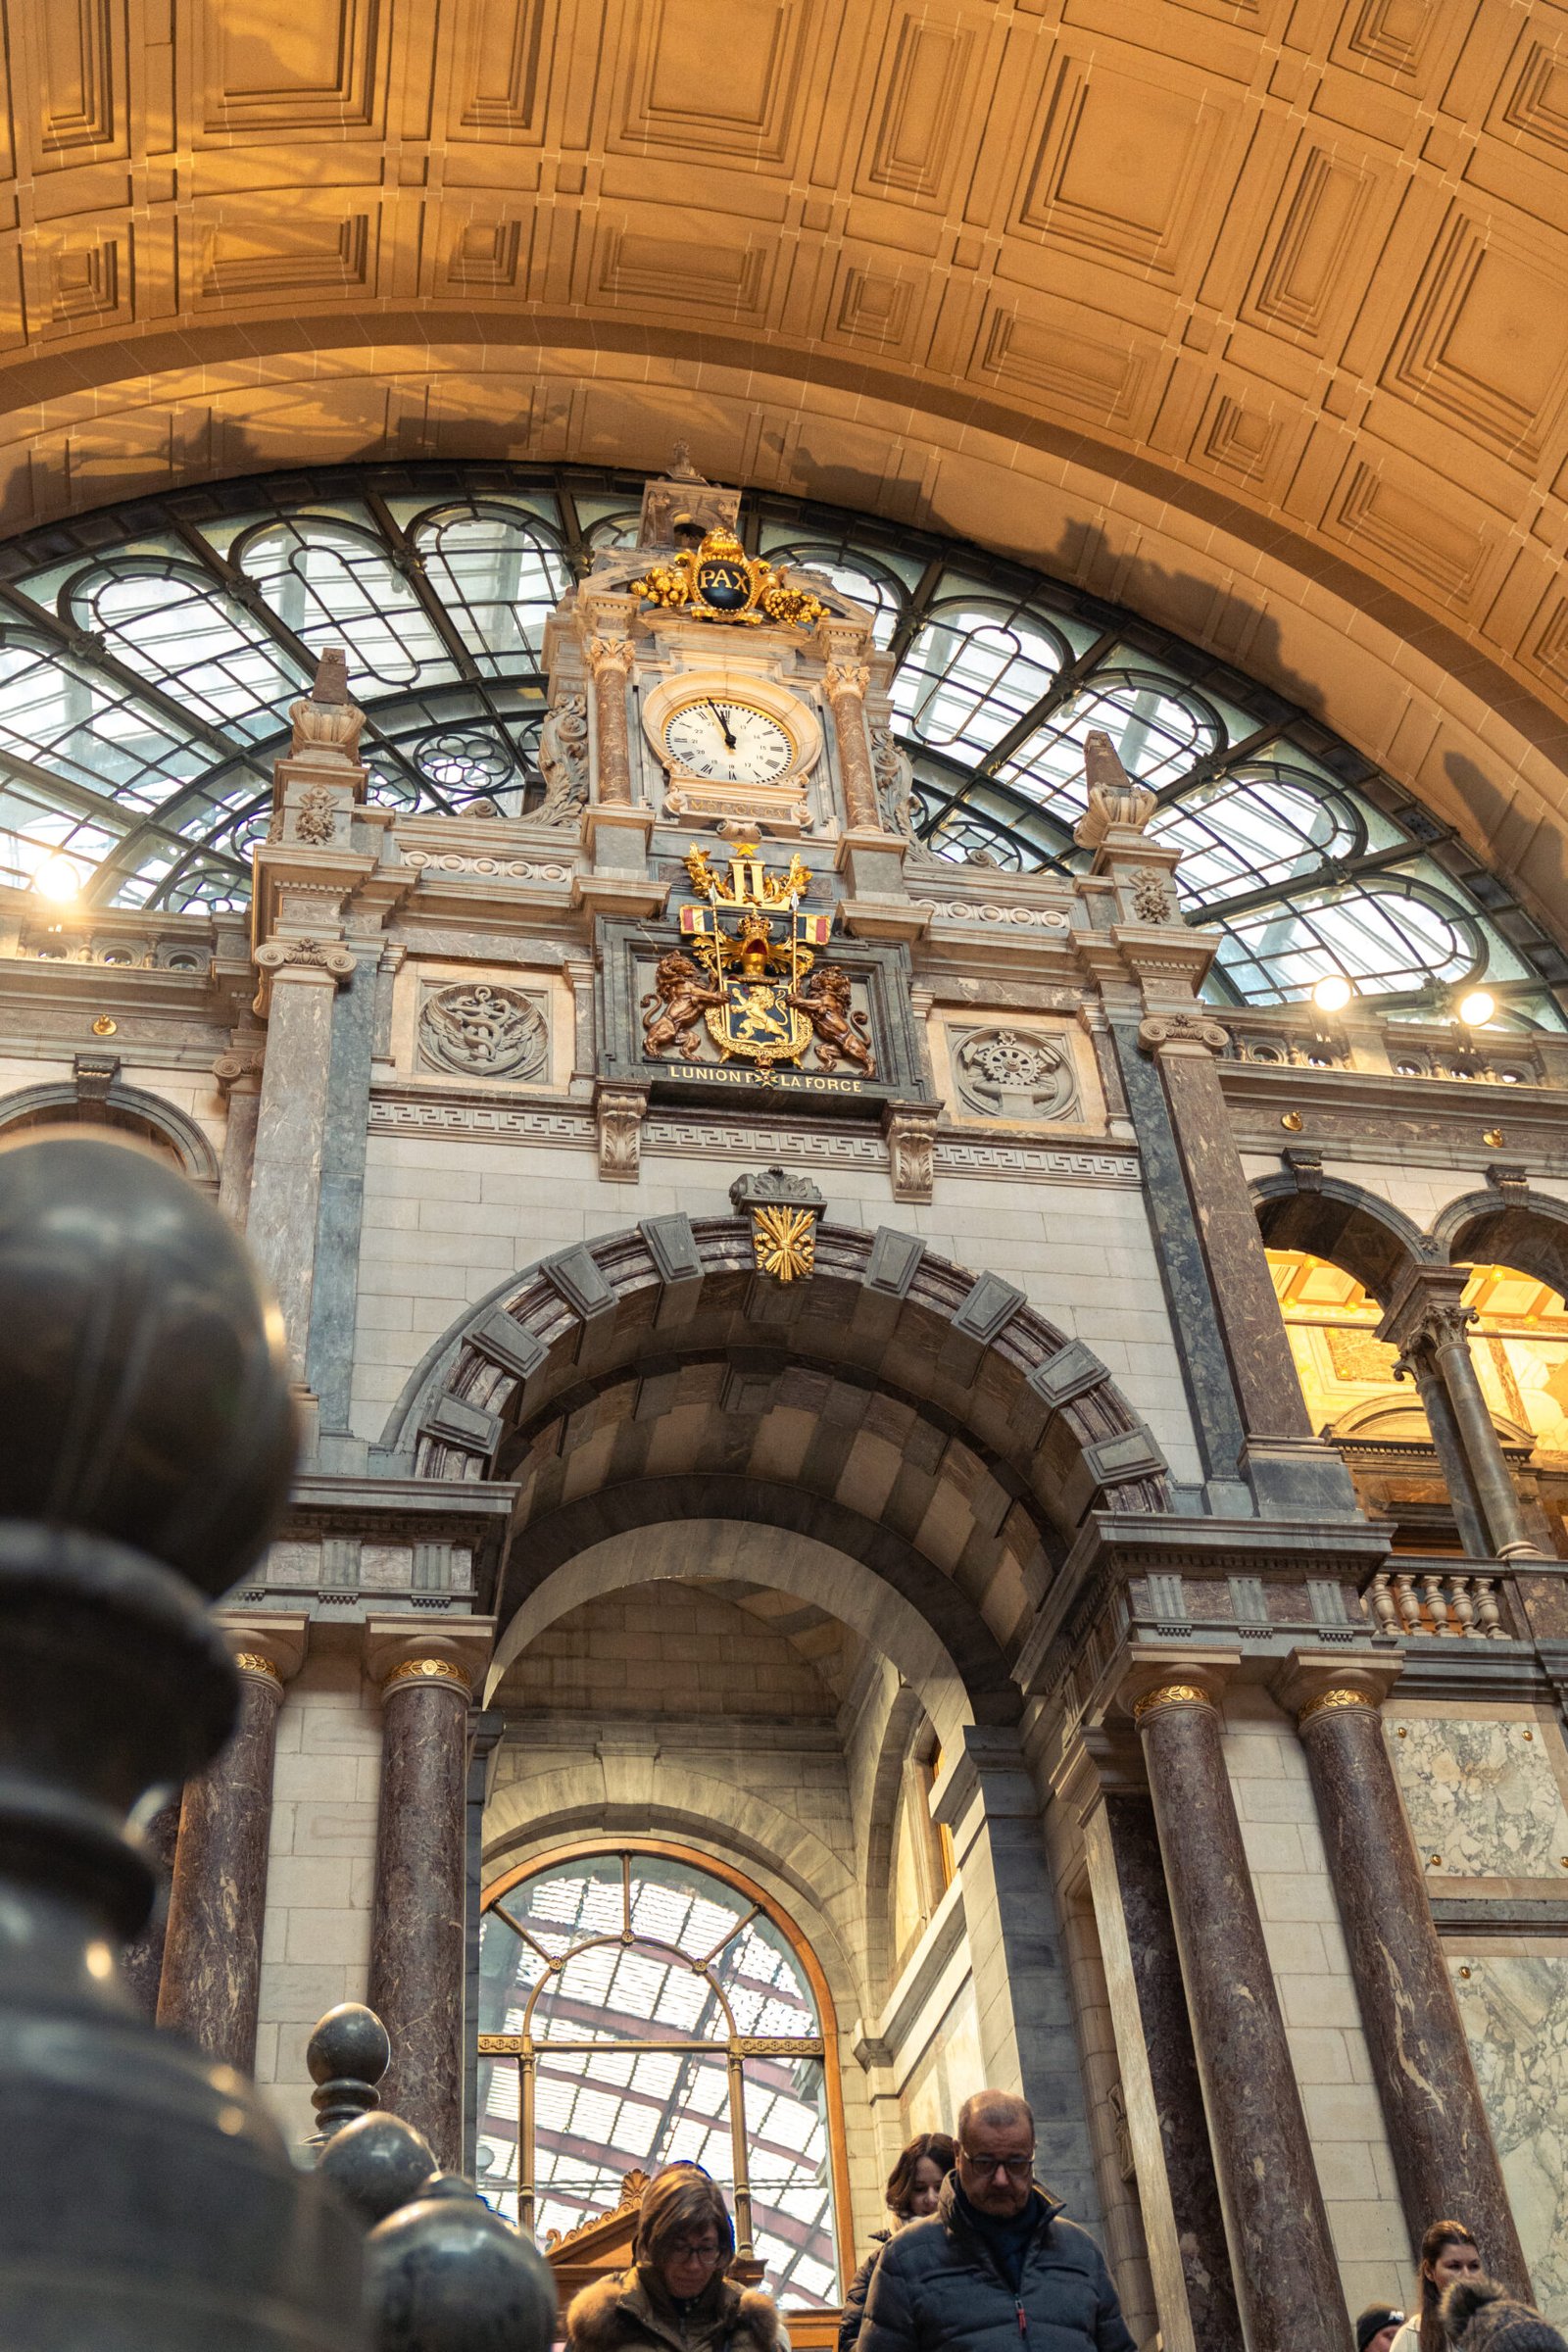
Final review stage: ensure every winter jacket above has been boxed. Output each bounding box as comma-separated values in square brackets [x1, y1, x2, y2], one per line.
[838, 2230, 892, 2352]
[567, 2266, 787, 2352]
[858, 2177, 1135, 2352]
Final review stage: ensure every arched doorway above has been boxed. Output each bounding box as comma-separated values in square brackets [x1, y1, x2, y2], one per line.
[478, 1843, 848, 2311]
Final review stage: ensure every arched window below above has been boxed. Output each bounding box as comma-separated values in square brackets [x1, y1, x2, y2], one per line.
[478, 1844, 846, 2308]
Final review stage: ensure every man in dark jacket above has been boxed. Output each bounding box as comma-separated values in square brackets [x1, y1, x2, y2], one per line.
[858, 2091, 1135, 2352]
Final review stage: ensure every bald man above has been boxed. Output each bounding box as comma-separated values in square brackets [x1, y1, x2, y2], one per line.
[858, 2092, 1134, 2352]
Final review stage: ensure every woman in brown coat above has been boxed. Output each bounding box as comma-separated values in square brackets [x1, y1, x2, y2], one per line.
[566, 2167, 787, 2352]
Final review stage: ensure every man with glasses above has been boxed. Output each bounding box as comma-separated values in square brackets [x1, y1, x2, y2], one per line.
[858, 2090, 1134, 2352]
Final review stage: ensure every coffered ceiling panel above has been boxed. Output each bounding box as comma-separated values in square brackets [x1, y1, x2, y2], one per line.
[0, 0, 1564, 932]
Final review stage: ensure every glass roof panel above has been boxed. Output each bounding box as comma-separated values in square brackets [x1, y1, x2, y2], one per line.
[0, 461, 1555, 1019]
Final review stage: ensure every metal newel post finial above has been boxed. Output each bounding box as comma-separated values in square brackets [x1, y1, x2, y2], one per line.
[0, 1130, 365, 2348]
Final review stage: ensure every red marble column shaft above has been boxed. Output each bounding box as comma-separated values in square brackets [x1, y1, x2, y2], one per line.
[157, 1655, 284, 2069]
[368, 1660, 471, 2170]
[120, 1794, 182, 2021]
[1135, 1681, 1349, 2352]
[1297, 1688, 1531, 2297]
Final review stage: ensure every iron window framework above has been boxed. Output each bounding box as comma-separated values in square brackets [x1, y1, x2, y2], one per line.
[477, 1846, 844, 2308]
[0, 461, 1561, 1022]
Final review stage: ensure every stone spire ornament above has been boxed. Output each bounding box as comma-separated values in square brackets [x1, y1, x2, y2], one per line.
[1072, 728, 1157, 848]
[0, 1129, 365, 2347]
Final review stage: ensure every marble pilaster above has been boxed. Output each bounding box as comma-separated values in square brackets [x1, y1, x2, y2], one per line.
[931, 1724, 1099, 2230]
[158, 1619, 308, 2069]
[246, 955, 351, 1377]
[1396, 1348, 1492, 1557]
[366, 1620, 493, 2171]
[1284, 1657, 1532, 2298]
[1140, 1018, 1317, 1445]
[1130, 1668, 1348, 2352]
[212, 1044, 264, 1227]
[1380, 1263, 1546, 1559]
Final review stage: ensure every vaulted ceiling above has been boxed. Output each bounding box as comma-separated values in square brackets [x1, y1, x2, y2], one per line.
[6, 2, 1568, 928]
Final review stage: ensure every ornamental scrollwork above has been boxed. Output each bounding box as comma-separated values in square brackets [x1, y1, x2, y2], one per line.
[1138, 1012, 1230, 1056]
[292, 787, 337, 846]
[418, 982, 549, 1081]
[254, 937, 357, 979]
[536, 692, 589, 825]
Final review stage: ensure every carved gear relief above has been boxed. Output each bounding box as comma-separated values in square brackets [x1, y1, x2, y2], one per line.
[955, 1027, 1079, 1121]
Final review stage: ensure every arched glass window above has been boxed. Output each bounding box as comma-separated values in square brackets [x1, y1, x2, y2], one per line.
[0, 462, 1560, 1025]
[478, 1847, 843, 2309]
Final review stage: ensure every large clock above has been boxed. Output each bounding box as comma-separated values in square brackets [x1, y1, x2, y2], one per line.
[662, 694, 794, 785]
[640, 670, 823, 834]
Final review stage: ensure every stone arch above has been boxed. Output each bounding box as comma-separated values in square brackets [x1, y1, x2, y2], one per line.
[381, 1215, 1169, 1556]
[1433, 1187, 1568, 1302]
[489, 1521, 978, 1744]
[0, 1069, 220, 1190]
[1251, 1170, 1431, 1304]
[858, 1677, 936, 2004]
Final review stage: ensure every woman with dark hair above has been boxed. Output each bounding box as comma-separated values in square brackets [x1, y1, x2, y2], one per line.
[838, 2132, 956, 2352]
[1391, 2223, 1483, 2352]
[567, 2166, 786, 2352]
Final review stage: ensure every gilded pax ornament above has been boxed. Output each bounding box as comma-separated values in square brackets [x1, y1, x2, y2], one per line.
[630, 526, 829, 630]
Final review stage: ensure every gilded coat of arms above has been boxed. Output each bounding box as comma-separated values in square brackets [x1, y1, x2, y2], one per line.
[630, 527, 829, 631]
[638, 846, 875, 1077]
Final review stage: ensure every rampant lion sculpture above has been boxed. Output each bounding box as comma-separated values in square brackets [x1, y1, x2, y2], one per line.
[785, 965, 875, 1075]
[640, 952, 727, 1058]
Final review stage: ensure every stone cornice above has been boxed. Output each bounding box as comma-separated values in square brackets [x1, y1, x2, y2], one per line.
[1216, 1058, 1568, 1172]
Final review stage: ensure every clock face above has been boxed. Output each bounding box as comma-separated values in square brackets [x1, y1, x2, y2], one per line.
[662, 698, 795, 785]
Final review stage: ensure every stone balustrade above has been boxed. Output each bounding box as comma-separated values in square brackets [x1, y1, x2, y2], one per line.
[1364, 1565, 1508, 1639]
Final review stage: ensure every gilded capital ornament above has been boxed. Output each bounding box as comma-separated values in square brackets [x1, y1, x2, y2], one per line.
[231, 1651, 282, 1688]
[1131, 1681, 1217, 1723]
[1298, 1687, 1378, 1729]
[382, 1656, 471, 1696]
[824, 661, 872, 701]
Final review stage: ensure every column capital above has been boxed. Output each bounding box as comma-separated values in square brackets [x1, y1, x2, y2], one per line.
[364, 1613, 495, 1700]
[1270, 1644, 1402, 1728]
[1376, 1259, 1473, 1360]
[217, 1609, 310, 1690]
[1118, 1648, 1238, 1723]
[1137, 1011, 1230, 1060]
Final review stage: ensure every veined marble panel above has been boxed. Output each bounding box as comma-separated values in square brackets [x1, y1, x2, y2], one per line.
[1450, 1955, 1568, 2325]
[1389, 1716, 1568, 1879]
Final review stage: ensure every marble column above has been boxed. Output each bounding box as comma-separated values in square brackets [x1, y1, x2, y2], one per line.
[367, 1647, 477, 2171]
[158, 1637, 299, 2070]
[822, 630, 881, 831]
[1131, 1672, 1348, 2352]
[212, 1044, 265, 1228]
[1288, 1664, 1531, 2299]
[120, 1795, 182, 2021]
[585, 621, 637, 808]
[1395, 1348, 1492, 1557]
[1381, 1264, 1545, 1559]
[246, 949, 354, 1377]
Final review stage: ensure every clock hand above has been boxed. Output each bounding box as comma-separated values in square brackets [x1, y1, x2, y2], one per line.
[707, 701, 737, 751]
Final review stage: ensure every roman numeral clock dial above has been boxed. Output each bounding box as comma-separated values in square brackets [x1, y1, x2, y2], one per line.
[662, 699, 794, 785]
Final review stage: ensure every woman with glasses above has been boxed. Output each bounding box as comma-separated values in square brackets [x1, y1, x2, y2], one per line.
[838, 2132, 957, 2352]
[566, 2166, 786, 2352]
